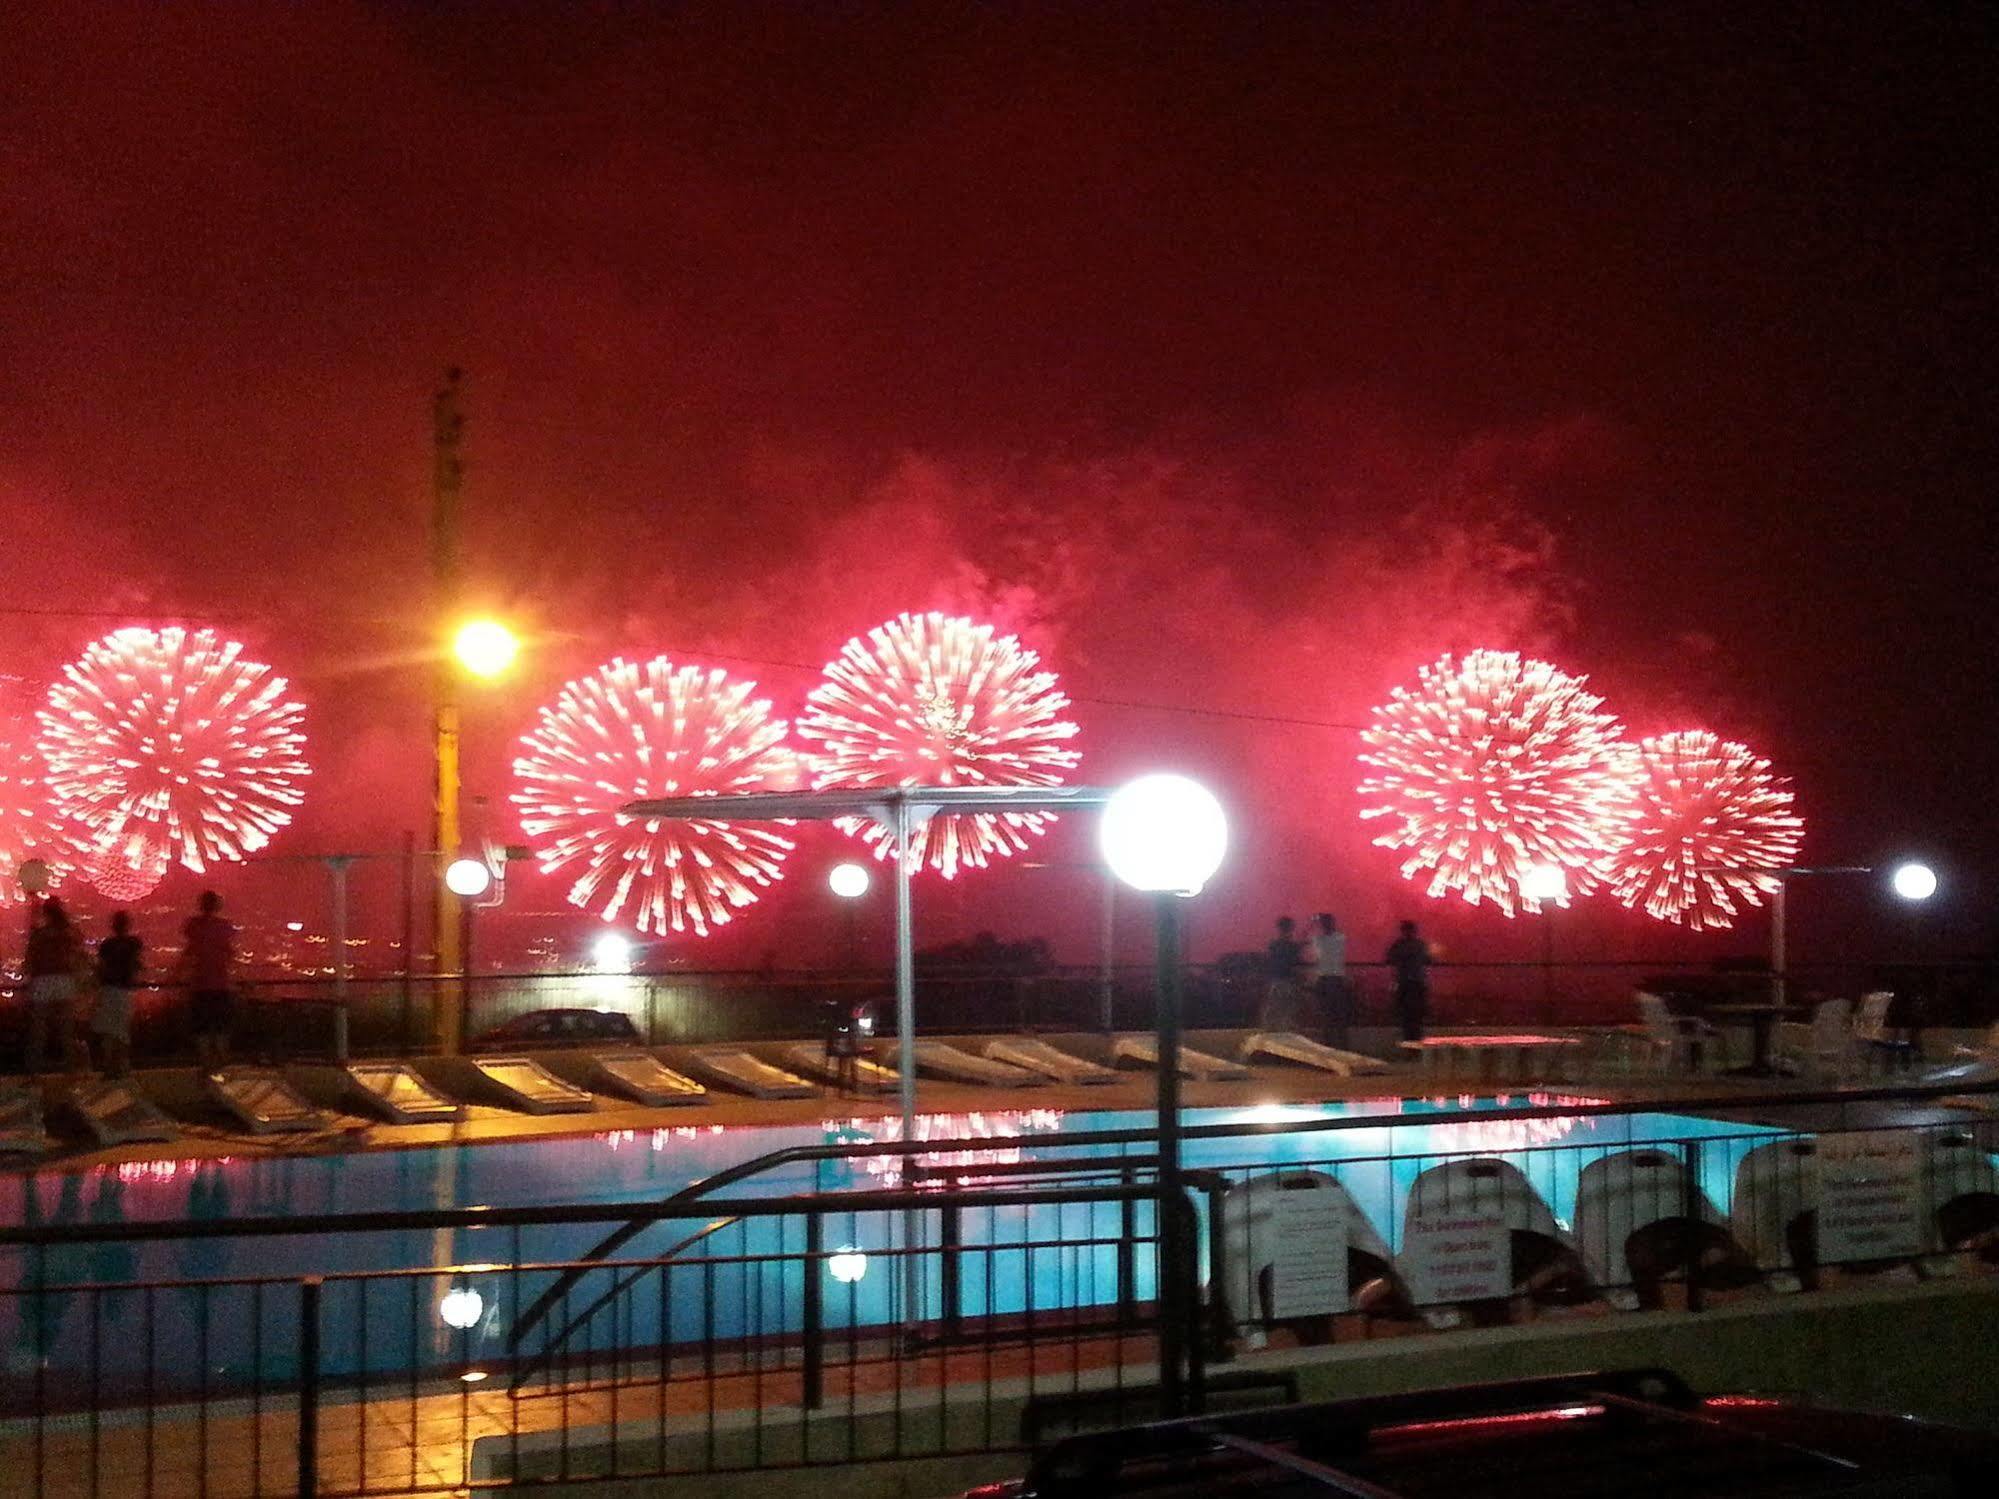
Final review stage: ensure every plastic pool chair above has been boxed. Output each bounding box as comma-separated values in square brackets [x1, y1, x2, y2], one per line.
[1237, 1031, 1387, 1076]
[1214, 1170, 1407, 1340]
[982, 1036, 1119, 1085]
[1108, 1033, 1251, 1080]
[911, 1040, 1044, 1087]
[1402, 1158, 1592, 1321]
[1729, 1138, 1820, 1286]
[1573, 1148, 1760, 1309]
[1776, 999, 1856, 1080]
[1629, 992, 1712, 1074]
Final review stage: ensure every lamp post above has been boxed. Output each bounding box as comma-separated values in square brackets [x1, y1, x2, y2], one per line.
[828, 861, 871, 971]
[1100, 773, 1228, 1418]
[1521, 864, 1568, 1024]
[1764, 861, 1939, 1008]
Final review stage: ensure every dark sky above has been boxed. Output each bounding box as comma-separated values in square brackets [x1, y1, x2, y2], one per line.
[3, 2, 1994, 970]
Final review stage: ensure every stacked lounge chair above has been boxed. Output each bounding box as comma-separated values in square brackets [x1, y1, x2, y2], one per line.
[1109, 1033, 1251, 1081]
[67, 1080, 178, 1145]
[1402, 1158, 1592, 1318]
[912, 1040, 1044, 1087]
[0, 1083, 49, 1156]
[471, 1057, 597, 1114]
[684, 1047, 815, 1099]
[207, 1068, 332, 1134]
[1215, 1170, 1406, 1332]
[587, 1048, 706, 1106]
[346, 1062, 464, 1124]
[1574, 1148, 1760, 1309]
[983, 1036, 1119, 1085]
[780, 1042, 900, 1094]
[1238, 1031, 1388, 1077]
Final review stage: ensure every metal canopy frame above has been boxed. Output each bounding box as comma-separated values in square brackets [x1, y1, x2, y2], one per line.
[618, 785, 1115, 1141]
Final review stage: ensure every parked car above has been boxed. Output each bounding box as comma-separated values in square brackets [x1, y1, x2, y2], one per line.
[469, 1008, 640, 1051]
[968, 1368, 1998, 1498]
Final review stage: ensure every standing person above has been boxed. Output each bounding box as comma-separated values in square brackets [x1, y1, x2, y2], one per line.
[1385, 919, 1433, 1043]
[92, 912, 143, 1079]
[1261, 916, 1306, 1031]
[180, 891, 236, 1071]
[24, 898, 85, 1074]
[1310, 912, 1354, 1048]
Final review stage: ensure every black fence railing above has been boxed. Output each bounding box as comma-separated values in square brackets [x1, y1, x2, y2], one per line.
[3, 1080, 1997, 1495]
[4, 955, 1994, 1072]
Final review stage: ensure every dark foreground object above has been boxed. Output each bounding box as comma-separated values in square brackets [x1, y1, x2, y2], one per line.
[976, 1368, 1999, 1499]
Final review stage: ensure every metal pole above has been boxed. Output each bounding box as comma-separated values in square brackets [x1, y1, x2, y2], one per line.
[1154, 891, 1186, 1417]
[327, 857, 351, 1005]
[1099, 870, 1117, 1031]
[432, 369, 465, 1052]
[1771, 878, 1788, 1010]
[398, 831, 416, 1051]
[297, 1277, 322, 1499]
[893, 800, 916, 1140]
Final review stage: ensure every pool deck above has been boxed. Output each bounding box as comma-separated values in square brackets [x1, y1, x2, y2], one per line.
[7, 1024, 1970, 1179]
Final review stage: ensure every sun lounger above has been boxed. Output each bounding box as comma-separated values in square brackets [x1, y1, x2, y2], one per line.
[0, 1084, 49, 1156]
[67, 1080, 179, 1145]
[1730, 1138, 1819, 1274]
[983, 1037, 1119, 1085]
[780, 1042, 900, 1094]
[684, 1048, 816, 1100]
[1573, 1148, 1758, 1308]
[1926, 1128, 1999, 1259]
[1238, 1031, 1388, 1077]
[1215, 1170, 1407, 1328]
[588, 1048, 706, 1106]
[912, 1040, 1044, 1087]
[472, 1057, 597, 1114]
[1109, 1033, 1251, 1081]
[1404, 1158, 1592, 1312]
[207, 1068, 331, 1134]
[346, 1063, 464, 1124]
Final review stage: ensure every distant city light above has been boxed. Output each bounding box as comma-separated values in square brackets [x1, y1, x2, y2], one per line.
[1890, 861, 1938, 901]
[444, 857, 492, 898]
[827, 1246, 868, 1284]
[39, 626, 310, 877]
[513, 657, 796, 935]
[438, 1286, 484, 1329]
[796, 612, 1081, 878]
[1100, 773, 1228, 896]
[1601, 729, 1803, 930]
[453, 619, 519, 679]
[286, 921, 305, 932]
[827, 861, 871, 899]
[1357, 650, 1627, 917]
[592, 931, 634, 972]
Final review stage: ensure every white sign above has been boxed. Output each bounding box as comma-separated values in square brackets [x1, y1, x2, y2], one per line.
[1404, 1212, 1509, 1305]
[1818, 1131, 1923, 1261]
[1268, 1187, 1349, 1318]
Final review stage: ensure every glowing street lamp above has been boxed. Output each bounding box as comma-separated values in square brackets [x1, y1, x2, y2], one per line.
[1100, 772, 1226, 1417]
[1521, 864, 1568, 1021]
[828, 862, 872, 900]
[592, 931, 634, 974]
[443, 857, 492, 898]
[453, 619, 520, 680]
[1889, 861, 1938, 902]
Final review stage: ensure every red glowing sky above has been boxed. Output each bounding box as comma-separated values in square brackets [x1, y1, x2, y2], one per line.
[3, 4, 1993, 970]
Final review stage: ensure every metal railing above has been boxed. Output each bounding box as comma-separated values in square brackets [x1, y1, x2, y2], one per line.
[2, 1079, 1997, 1495]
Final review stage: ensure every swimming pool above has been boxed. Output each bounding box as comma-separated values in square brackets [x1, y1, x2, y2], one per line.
[1, 1095, 1779, 1394]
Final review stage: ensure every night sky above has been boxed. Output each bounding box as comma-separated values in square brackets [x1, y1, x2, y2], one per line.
[4, 3, 1994, 975]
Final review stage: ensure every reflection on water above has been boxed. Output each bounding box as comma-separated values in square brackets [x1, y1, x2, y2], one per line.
[821, 1109, 1068, 1187]
[595, 1124, 733, 1151]
[1416, 1093, 1609, 1153]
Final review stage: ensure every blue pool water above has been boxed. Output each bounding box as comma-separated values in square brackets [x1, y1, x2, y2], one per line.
[0, 1095, 1778, 1392]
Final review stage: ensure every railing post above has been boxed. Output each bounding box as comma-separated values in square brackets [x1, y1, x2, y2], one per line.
[1116, 1167, 1138, 1327]
[940, 1203, 963, 1339]
[801, 1213, 824, 1411]
[298, 1277, 322, 1499]
[1681, 1140, 1705, 1312]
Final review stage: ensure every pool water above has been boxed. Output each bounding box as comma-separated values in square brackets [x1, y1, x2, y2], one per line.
[0, 1095, 1777, 1392]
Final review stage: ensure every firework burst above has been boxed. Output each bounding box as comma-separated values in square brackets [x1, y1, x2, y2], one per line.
[1358, 650, 1630, 915]
[38, 628, 310, 875]
[1602, 729, 1803, 930]
[513, 657, 797, 936]
[796, 612, 1081, 877]
[0, 713, 75, 903]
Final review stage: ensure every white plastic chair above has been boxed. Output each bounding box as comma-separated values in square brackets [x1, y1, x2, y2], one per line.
[1729, 1139, 1818, 1276]
[1214, 1170, 1400, 1331]
[1778, 999, 1856, 1080]
[1629, 992, 1711, 1074]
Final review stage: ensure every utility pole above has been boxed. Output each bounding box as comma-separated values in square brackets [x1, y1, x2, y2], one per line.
[432, 368, 465, 1051]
